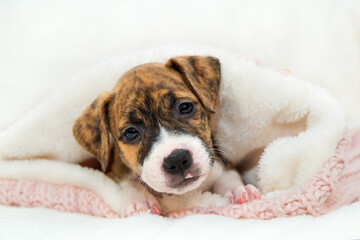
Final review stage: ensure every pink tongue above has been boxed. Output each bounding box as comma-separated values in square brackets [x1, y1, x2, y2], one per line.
[185, 173, 193, 179]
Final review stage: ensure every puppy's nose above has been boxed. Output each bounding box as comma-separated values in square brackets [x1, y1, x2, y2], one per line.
[163, 149, 192, 175]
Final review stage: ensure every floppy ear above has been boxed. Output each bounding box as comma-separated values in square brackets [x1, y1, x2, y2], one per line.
[73, 92, 112, 171]
[165, 56, 221, 113]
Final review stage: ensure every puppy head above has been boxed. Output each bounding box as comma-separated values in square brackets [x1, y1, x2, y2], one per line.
[73, 56, 221, 194]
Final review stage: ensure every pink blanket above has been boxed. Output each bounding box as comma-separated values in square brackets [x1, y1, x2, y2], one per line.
[1, 130, 359, 219]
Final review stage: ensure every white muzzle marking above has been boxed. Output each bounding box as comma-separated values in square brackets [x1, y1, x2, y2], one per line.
[141, 127, 212, 194]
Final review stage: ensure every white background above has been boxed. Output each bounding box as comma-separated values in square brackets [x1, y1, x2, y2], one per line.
[0, 0, 359, 239]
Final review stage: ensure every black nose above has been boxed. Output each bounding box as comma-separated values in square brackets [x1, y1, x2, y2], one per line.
[163, 149, 192, 175]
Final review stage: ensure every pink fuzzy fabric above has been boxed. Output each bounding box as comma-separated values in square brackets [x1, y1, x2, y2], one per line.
[1, 130, 360, 219]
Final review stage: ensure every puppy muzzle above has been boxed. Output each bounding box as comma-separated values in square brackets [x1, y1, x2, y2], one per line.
[141, 130, 212, 194]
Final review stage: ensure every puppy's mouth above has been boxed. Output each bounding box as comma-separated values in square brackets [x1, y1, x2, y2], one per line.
[141, 166, 209, 195]
[163, 169, 210, 194]
[173, 175, 200, 189]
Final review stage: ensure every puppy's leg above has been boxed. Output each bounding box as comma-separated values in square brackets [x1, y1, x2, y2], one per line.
[213, 168, 261, 204]
[117, 180, 161, 217]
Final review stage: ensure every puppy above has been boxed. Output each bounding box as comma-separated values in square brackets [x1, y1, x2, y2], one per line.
[73, 56, 260, 216]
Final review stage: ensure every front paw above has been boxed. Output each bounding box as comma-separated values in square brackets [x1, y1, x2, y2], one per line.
[119, 187, 161, 217]
[224, 184, 261, 204]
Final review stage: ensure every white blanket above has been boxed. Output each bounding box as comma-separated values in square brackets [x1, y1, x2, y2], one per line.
[0, 203, 359, 240]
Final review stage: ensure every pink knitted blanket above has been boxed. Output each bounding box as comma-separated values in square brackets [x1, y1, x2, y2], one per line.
[1, 130, 359, 219]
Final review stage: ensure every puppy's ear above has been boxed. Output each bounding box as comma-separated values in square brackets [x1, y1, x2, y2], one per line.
[73, 92, 112, 171]
[165, 56, 221, 113]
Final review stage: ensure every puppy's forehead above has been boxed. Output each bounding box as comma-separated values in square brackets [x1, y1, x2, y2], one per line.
[115, 63, 184, 90]
[111, 63, 197, 126]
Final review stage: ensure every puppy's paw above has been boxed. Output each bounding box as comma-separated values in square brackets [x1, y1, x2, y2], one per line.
[119, 186, 161, 218]
[213, 169, 261, 204]
[224, 184, 261, 204]
[121, 197, 161, 218]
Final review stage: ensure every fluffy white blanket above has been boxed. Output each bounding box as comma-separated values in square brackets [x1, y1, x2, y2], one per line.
[0, 44, 348, 213]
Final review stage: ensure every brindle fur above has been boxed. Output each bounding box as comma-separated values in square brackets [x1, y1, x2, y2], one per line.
[73, 56, 226, 185]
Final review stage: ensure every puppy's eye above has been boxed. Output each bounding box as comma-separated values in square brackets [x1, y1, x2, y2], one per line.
[179, 102, 193, 115]
[123, 127, 140, 142]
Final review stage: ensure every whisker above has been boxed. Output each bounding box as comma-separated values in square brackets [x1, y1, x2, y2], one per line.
[208, 147, 234, 164]
[129, 175, 163, 197]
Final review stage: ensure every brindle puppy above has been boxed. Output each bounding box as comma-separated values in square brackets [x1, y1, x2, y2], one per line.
[73, 56, 260, 216]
